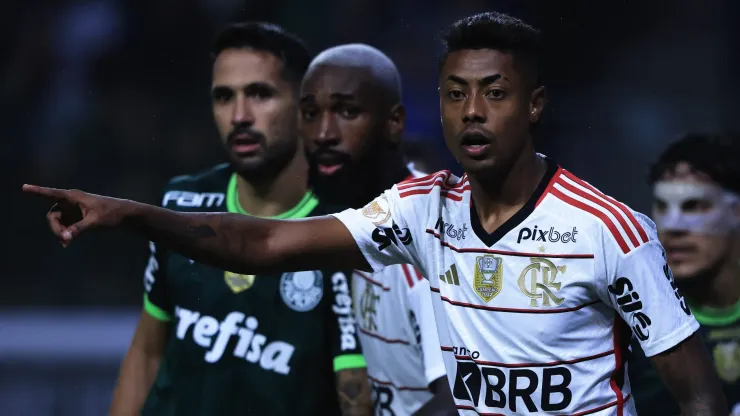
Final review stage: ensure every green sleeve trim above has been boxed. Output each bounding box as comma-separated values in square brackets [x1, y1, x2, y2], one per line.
[226, 173, 318, 219]
[144, 294, 171, 321]
[333, 354, 367, 372]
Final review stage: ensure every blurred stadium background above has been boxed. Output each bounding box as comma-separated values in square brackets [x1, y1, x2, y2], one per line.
[3, 0, 739, 414]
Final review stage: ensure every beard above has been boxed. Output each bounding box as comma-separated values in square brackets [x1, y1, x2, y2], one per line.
[227, 134, 299, 182]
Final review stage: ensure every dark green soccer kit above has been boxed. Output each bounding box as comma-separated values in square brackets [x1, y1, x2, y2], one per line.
[629, 299, 740, 415]
[140, 164, 365, 415]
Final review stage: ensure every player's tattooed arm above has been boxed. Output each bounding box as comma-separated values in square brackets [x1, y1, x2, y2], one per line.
[22, 186, 369, 274]
[650, 333, 727, 415]
[336, 368, 372, 416]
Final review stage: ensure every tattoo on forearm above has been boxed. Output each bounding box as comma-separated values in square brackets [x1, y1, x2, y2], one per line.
[337, 369, 371, 416]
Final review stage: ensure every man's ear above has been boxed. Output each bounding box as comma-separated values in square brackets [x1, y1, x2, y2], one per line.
[386, 103, 405, 148]
[529, 85, 546, 124]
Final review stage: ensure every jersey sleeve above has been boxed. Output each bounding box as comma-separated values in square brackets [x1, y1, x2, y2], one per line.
[406, 276, 447, 385]
[143, 240, 172, 321]
[598, 214, 699, 357]
[331, 186, 424, 274]
[326, 270, 366, 372]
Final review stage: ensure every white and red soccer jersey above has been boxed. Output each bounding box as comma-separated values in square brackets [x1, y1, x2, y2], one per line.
[333, 156, 699, 415]
[353, 266, 446, 415]
[352, 165, 447, 416]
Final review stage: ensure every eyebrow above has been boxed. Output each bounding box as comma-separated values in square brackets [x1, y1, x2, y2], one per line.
[446, 74, 503, 86]
[299, 92, 356, 105]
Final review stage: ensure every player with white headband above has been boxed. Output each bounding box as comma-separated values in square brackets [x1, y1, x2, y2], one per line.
[629, 132, 740, 415]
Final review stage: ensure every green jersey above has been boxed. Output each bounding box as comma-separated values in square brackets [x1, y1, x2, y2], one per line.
[140, 164, 365, 416]
[628, 298, 740, 415]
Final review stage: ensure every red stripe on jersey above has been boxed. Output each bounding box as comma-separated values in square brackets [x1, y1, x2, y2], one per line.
[609, 317, 631, 416]
[557, 177, 643, 249]
[359, 328, 410, 345]
[430, 286, 599, 313]
[399, 186, 470, 201]
[425, 230, 594, 259]
[398, 170, 470, 200]
[412, 266, 423, 281]
[401, 264, 415, 288]
[442, 345, 614, 368]
[563, 170, 648, 243]
[397, 170, 448, 188]
[550, 187, 631, 254]
[569, 396, 631, 416]
[535, 166, 562, 207]
[454, 404, 505, 415]
[367, 375, 429, 391]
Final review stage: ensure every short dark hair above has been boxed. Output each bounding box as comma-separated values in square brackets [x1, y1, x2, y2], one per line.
[439, 12, 541, 82]
[649, 131, 740, 194]
[211, 22, 311, 87]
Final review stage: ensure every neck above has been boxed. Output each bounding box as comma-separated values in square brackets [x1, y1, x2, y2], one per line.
[685, 257, 740, 309]
[236, 151, 309, 217]
[468, 147, 546, 233]
[352, 150, 410, 208]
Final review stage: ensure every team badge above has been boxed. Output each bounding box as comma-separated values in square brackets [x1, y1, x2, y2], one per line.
[713, 341, 740, 383]
[473, 255, 503, 302]
[224, 271, 256, 294]
[361, 196, 391, 225]
[280, 271, 324, 312]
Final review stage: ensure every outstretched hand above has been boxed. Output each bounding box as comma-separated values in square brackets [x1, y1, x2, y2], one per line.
[22, 185, 129, 247]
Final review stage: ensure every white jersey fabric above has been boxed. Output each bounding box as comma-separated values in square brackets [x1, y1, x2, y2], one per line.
[353, 166, 447, 416]
[333, 157, 699, 415]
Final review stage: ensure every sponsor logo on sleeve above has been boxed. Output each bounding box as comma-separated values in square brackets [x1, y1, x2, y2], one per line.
[608, 277, 652, 341]
[372, 224, 412, 251]
[661, 251, 691, 316]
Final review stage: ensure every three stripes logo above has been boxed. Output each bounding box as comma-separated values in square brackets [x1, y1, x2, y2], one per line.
[439, 264, 460, 285]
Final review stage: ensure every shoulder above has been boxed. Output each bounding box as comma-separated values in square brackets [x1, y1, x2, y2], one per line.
[540, 167, 658, 256]
[160, 163, 231, 209]
[391, 170, 470, 206]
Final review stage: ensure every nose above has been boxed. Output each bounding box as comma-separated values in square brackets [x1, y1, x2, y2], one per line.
[462, 93, 487, 125]
[231, 96, 254, 126]
[313, 112, 340, 146]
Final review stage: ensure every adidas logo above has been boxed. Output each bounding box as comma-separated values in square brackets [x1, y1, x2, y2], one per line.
[439, 264, 460, 285]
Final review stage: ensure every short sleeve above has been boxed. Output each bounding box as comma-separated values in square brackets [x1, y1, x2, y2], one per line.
[331, 187, 422, 273]
[599, 215, 699, 357]
[325, 270, 366, 372]
[143, 240, 172, 321]
[407, 278, 447, 385]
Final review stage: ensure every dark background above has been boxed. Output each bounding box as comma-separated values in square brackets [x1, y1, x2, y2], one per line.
[1, 0, 738, 413]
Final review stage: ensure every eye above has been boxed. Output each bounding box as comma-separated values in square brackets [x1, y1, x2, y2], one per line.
[653, 199, 667, 213]
[447, 90, 464, 101]
[486, 89, 506, 100]
[246, 85, 274, 100]
[300, 106, 319, 122]
[681, 199, 713, 213]
[339, 106, 361, 119]
[211, 88, 233, 104]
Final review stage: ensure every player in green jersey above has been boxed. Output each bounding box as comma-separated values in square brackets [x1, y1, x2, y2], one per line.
[629, 132, 740, 415]
[107, 22, 371, 416]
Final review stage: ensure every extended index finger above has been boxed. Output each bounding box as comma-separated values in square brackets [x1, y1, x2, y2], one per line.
[22, 184, 69, 200]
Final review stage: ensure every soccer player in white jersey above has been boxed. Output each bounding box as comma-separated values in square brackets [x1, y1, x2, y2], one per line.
[300, 43, 455, 415]
[25, 11, 727, 416]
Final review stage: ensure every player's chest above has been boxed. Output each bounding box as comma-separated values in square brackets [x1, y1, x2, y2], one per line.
[701, 324, 740, 387]
[165, 253, 328, 318]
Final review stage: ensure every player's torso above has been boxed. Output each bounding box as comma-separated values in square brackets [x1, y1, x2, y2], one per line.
[353, 265, 433, 415]
[697, 318, 740, 412]
[403, 167, 636, 415]
[145, 165, 344, 416]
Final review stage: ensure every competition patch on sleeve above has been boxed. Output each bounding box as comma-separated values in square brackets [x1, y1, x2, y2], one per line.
[361, 195, 392, 225]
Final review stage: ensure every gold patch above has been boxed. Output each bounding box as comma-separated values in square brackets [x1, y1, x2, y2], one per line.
[713, 341, 740, 383]
[473, 255, 503, 302]
[361, 196, 391, 225]
[224, 271, 256, 294]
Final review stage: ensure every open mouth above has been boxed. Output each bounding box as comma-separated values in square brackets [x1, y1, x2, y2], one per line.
[313, 152, 348, 176]
[460, 132, 491, 158]
[230, 133, 261, 155]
